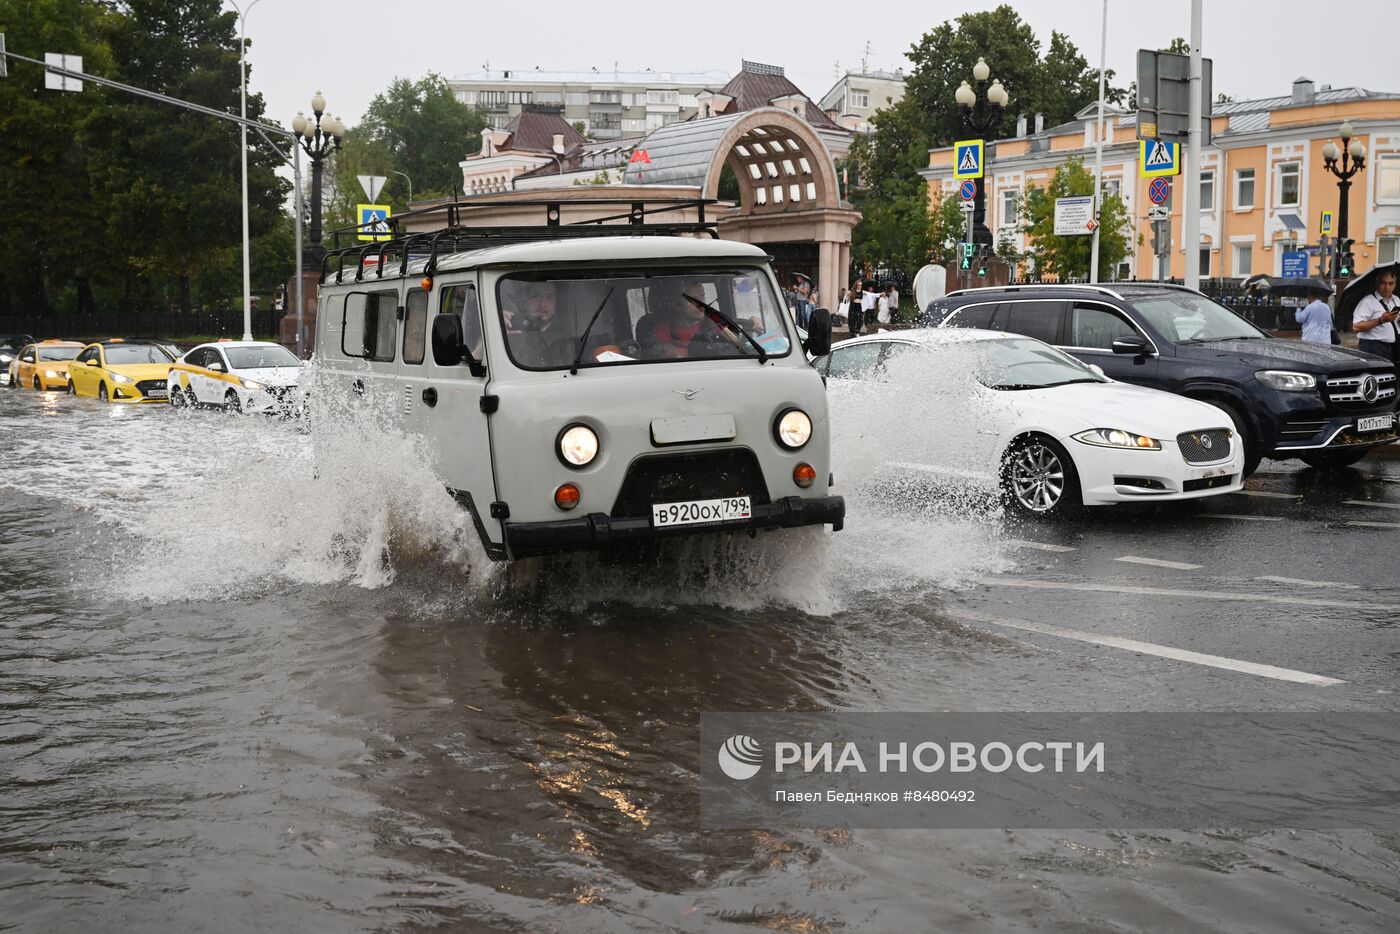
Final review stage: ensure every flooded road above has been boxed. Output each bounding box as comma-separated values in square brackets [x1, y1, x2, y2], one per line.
[3, 386, 1399, 932]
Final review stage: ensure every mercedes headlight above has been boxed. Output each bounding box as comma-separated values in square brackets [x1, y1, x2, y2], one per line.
[1072, 428, 1162, 450]
[1255, 370, 1316, 392]
[775, 408, 812, 449]
[111, 373, 133, 384]
[241, 378, 265, 390]
[558, 424, 599, 467]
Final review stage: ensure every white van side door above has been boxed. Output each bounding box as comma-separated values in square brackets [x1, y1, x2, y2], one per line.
[336, 287, 400, 406]
[401, 276, 503, 556]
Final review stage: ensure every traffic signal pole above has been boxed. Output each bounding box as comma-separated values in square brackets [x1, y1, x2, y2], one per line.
[1182, 0, 1204, 290]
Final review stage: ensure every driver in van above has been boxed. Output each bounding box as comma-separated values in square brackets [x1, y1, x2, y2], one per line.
[649, 281, 748, 359]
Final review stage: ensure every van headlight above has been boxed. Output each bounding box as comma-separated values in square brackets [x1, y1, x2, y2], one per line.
[1255, 370, 1316, 392]
[111, 373, 133, 384]
[1072, 428, 1161, 450]
[558, 424, 599, 467]
[775, 408, 812, 449]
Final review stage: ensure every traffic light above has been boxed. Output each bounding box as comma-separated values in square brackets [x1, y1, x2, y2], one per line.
[977, 244, 990, 278]
[1337, 238, 1355, 277]
[959, 242, 974, 271]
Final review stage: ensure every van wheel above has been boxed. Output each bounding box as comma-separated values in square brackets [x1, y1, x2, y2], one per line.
[225, 389, 243, 414]
[99, 383, 109, 402]
[1212, 401, 1260, 477]
[1002, 435, 1081, 519]
[1299, 449, 1369, 470]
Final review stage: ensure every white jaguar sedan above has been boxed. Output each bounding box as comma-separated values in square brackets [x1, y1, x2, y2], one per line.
[816, 329, 1244, 517]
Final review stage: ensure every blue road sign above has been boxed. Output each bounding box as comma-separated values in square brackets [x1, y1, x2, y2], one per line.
[1148, 177, 1171, 204]
[958, 180, 977, 201]
[1281, 251, 1309, 278]
[953, 139, 984, 180]
[1139, 139, 1180, 177]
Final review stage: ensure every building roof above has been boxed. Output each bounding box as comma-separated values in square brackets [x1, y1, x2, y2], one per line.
[498, 111, 587, 155]
[450, 68, 729, 87]
[514, 137, 644, 181]
[711, 62, 842, 130]
[620, 112, 750, 187]
[1212, 85, 1398, 115]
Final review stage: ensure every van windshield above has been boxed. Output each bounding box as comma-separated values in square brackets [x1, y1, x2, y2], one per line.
[496, 269, 792, 370]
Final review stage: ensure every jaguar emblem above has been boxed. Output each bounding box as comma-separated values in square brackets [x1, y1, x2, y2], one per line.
[1362, 375, 1379, 404]
[1200, 433, 1213, 450]
[672, 387, 704, 401]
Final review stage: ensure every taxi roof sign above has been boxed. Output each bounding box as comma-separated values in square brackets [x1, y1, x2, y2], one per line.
[357, 204, 392, 242]
[953, 139, 984, 180]
[1139, 139, 1180, 177]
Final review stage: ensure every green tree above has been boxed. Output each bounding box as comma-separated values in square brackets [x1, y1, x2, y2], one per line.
[322, 129, 398, 241]
[358, 74, 486, 197]
[1019, 158, 1130, 280]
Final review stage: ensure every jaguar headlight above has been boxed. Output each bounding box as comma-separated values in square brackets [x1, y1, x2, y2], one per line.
[775, 408, 812, 449]
[1072, 428, 1161, 450]
[111, 372, 133, 384]
[558, 424, 599, 468]
[1255, 370, 1316, 392]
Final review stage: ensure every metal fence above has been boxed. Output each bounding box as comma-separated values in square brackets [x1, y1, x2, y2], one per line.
[0, 307, 283, 342]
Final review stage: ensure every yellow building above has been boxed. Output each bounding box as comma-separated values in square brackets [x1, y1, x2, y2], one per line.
[921, 79, 1400, 280]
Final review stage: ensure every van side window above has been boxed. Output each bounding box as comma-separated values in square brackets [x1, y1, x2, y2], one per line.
[403, 290, 428, 365]
[1069, 303, 1138, 350]
[364, 291, 398, 362]
[999, 301, 1064, 344]
[439, 283, 484, 362]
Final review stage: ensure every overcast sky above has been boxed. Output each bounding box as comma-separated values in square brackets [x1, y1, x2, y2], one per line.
[239, 0, 1397, 138]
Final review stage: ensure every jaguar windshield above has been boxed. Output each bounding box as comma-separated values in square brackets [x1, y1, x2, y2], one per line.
[970, 337, 1104, 390]
[1129, 292, 1267, 342]
[496, 269, 792, 370]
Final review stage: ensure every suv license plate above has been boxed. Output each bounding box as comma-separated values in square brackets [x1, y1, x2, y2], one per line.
[652, 496, 752, 528]
[1358, 415, 1393, 433]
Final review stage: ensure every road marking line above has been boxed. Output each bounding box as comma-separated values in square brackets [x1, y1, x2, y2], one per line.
[1344, 500, 1400, 511]
[1197, 513, 1283, 522]
[1008, 540, 1077, 553]
[979, 577, 1400, 611]
[1346, 520, 1400, 530]
[1115, 555, 1203, 571]
[957, 611, 1344, 686]
[1237, 490, 1302, 499]
[1255, 575, 1359, 590]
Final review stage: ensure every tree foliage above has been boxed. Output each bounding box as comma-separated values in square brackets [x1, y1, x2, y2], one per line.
[356, 74, 486, 198]
[846, 5, 1128, 277]
[1019, 158, 1131, 281]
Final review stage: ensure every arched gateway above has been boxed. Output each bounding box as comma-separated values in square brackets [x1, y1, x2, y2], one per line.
[400, 107, 859, 312]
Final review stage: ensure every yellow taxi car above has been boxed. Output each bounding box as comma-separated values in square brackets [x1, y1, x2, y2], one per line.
[68, 340, 176, 403]
[7, 340, 85, 391]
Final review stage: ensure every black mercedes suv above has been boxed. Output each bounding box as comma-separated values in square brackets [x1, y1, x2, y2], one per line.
[923, 283, 1397, 473]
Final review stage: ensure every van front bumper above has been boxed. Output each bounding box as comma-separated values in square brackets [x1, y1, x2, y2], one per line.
[503, 494, 846, 559]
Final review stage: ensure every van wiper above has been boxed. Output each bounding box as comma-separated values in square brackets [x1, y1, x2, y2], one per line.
[570, 286, 616, 375]
[695, 298, 768, 364]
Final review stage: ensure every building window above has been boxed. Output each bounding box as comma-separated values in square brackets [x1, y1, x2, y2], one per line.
[1234, 167, 1255, 209]
[1379, 156, 1400, 202]
[1199, 247, 1211, 276]
[1001, 189, 1018, 228]
[1379, 236, 1399, 265]
[849, 88, 870, 109]
[507, 91, 532, 105]
[590, 90, 621, 104]
[678, 93, 698, 109]
[1233, 243, 1252, 277]
[535, 91, 563, 105]
[646, 89, 678, 106]
[590, 110, 621, 130]
[456, 90, 477, 105]
[1277, 162, 1300, 206]
[1199, 170, 1215, 211]
[565, 92, 588, 106]
[622, 118, 647, 133]
[1101, 178, 1121, 199]
[479, 90, 505, 107]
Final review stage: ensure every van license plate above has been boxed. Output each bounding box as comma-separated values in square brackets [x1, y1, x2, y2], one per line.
[652, 496, 752, 528]
[1358, 415, 1393, 433]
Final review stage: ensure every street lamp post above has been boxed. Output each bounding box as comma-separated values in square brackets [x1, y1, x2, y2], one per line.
[291, 93, 343, 265]
[954, 57, 1009, 254]
[392, 170, 412, 207]
[230, 0, 263, 341]
[1321, 120, 1367, 279]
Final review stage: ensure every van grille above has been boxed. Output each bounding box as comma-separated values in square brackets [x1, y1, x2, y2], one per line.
[611, 449, 771, 518]
[1176, 429, 1233, 464]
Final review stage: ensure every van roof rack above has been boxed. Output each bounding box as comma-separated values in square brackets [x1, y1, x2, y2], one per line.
[319, 197, 721, 285]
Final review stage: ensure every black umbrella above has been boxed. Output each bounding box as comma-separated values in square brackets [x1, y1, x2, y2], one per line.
[1337, 262, 1400, 324]
[1245, 275, 1333, 298]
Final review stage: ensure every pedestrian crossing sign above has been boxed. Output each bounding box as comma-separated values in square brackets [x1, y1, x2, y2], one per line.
[1139, 139, 1180, 177]
[953, 139, 984, 180]
[357, 203, 392, 242]
[1319, 210, 1334, 235]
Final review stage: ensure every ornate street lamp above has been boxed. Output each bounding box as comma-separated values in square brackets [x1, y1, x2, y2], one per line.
[954, 58, 1009, 251]
[1321, 120, 1366, 278]
[292, 92, 344, 264]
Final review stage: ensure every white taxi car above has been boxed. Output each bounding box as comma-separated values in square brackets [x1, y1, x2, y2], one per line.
[168, 340, 304, 413]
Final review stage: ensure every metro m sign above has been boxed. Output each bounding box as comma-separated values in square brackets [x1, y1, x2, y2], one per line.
[630, 148, 651, 164]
